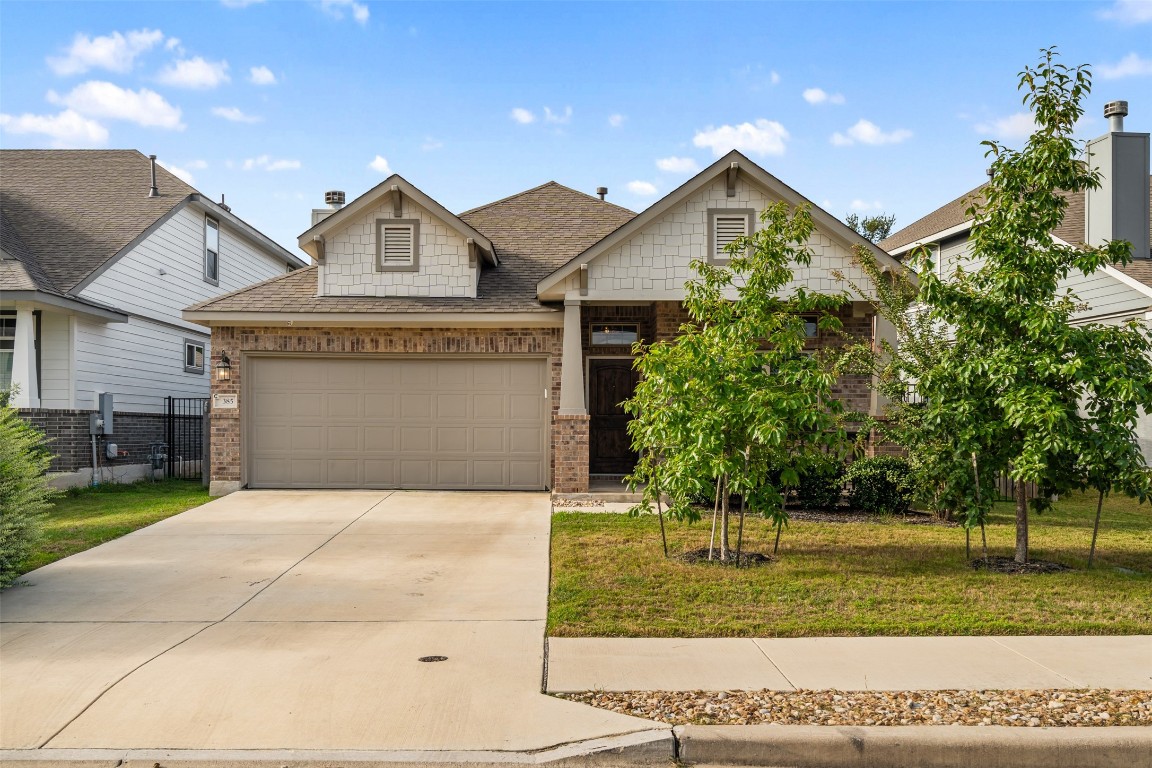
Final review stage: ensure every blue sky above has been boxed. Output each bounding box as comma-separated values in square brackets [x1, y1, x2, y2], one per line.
[2, 1, 1151, 258]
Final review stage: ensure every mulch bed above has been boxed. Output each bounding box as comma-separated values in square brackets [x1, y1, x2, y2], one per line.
[557, 689, 1151, 727]
[969, 555, 1073, 574]
[676, 548, 773, 566]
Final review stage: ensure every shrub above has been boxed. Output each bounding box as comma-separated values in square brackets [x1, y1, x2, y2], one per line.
[845, 455, 914, 515]
[0, 404, 58, 587]
[794, 456, 845, 510]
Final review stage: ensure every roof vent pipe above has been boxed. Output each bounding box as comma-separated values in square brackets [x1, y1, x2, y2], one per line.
[1105, 100, 1128, 133]
[325, 190, 346, 209]
[596, 186, 607, 201]
[148, 154, 159, 197]
[219, 194, 231, 213]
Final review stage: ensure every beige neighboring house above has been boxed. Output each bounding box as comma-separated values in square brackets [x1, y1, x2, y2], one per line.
[185, 150, 904, 496]
[881, 101, 1152, 459]
[1, 150, 305, 485]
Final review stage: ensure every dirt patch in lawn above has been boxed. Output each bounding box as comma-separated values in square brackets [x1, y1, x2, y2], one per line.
[970, 555, 1073, 574]
[676, 548, 774, 566]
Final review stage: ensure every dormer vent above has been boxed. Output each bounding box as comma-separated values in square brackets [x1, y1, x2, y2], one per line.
[325, 190, 346, 209]
[596, 187, 607, 201]
[1105, 100, 1128, 133]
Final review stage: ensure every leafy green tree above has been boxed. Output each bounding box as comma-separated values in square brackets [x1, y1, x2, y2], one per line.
[625, 202, 848, 561]
[845, 213, 897, 244]
[916, 48, 1152, 563]
[0, 401, 58, 587]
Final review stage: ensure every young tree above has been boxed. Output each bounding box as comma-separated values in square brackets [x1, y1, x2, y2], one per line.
[845, 213, 897, 244]
[0, 400, 57, 587]
[916, 48, 1152, 563]
[626, 202, 848, 561]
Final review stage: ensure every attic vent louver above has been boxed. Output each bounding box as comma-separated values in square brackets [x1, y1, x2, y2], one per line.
[381, 225, 414, 265]
[713, 215, 748, 259]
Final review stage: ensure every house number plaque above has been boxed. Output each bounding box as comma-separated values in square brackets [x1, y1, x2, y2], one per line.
[212, 394, 238, 409]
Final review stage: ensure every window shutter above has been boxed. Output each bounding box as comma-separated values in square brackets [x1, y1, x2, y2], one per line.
[713, 215, 748, 260]
[381, 225, 414, 265]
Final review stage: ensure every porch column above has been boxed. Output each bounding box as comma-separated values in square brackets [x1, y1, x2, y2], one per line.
[558, 298, 586, 415]
[10, 305, 39, 408]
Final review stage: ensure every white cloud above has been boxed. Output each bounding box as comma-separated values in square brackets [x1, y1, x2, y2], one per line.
[249, 65, 277, 85]
[543, 106, 572, 124]
[1098, 52, 1152, 79]
[0, 109, 108, 147]
[849, 199, 884, 212]
[48, 81, 184, 129]
[974, 112, 1037, 140]
[608, 113, 626, 128]
[693, 119, 790, 157]
[421, 137, 443, 151]
[771, 70, 781, 85]
[626, 180, 658, 196]
[656, 156, 700, 174]
[212, 106, 262, 123]
[803, 87, 845, 105]
[48, 29, 165, 76]
[186, 159, 208, 169]
[367, 154, 391, 173]
[321, 0, 370, 25]
[243, 155, 301, 171]
[510, 107, 535, 124]
[157, 159, 195, 185]
[1099, 0, 1152, 24]
[221, 0, 267, 7]
[831, 119, 912, 146]
[157, 57, 230, 89]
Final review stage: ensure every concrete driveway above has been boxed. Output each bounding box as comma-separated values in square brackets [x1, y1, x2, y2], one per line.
[1, 491, 658, 754]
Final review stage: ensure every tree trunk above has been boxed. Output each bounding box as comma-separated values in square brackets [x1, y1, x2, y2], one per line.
[708, 477, 721, 561]
[656, 495, 668, 559]
[1014, 478, 1029, 564]
[735, 482, 747, 566]
[720, 474, 731, 561]
[1088, 489, 1105, 568]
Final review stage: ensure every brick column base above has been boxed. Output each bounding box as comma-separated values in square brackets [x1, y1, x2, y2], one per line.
[553, 413, 590, 493]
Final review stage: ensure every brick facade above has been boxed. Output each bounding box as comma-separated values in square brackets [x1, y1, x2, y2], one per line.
[18, 408, 170, 473]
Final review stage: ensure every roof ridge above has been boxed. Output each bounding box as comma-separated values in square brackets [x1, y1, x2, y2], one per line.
[458, 180, 635, 217]
[187, 264, 316, 311]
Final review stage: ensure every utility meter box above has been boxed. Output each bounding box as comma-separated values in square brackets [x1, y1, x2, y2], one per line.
[98, 392, 114, 435]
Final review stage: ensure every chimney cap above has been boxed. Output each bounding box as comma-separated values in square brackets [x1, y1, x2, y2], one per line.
[596, 186, 608, 201]
[325, 190, 346, 209]
[1104, 100, 1129, 119]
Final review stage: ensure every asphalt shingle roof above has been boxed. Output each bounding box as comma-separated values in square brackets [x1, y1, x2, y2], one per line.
[0, 149, 197, 294]
[188, 182, 637, 314]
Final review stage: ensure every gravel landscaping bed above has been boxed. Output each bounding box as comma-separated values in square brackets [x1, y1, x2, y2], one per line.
[557, 689, 1151, 727]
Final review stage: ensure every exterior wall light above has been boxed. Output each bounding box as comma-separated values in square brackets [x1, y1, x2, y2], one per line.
[216, 353, 232, 382]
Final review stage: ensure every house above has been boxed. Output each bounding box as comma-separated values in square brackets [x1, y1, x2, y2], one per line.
[1, 149, 306, 485]
[880, 100, 1152, 459]
[184, 151, 904, 496]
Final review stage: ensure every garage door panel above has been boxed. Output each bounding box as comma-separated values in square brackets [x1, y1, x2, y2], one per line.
[248, 357, 548, 490]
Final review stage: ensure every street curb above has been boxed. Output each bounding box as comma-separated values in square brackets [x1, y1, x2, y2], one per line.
[674, 724, 1152, 767]
[0, 729, 675, 767]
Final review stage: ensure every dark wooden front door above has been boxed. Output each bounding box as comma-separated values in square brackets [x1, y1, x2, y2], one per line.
[589, 359, 640, 474]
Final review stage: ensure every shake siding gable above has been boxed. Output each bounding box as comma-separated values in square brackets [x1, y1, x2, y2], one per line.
[321, 195, 476, 298]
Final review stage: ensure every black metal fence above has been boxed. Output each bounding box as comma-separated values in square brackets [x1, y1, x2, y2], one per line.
[165, 396, 209, 479]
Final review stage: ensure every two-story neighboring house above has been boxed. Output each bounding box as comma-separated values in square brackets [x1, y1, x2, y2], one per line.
[1, 149, 306, 485]
[880, 101, 1152, 460]
[185, 150, 904, 496]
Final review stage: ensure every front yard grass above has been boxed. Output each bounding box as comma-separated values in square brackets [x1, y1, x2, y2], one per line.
[19, 479, 210, 574]
[548, 492, 1152, 637]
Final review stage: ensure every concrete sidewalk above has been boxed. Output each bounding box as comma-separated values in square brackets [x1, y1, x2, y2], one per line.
[546, 636, 1152, 692]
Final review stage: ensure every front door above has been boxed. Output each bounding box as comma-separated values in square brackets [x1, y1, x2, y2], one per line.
[588, 359, 639, 475]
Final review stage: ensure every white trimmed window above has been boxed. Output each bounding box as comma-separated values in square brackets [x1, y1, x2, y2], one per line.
[0, 313, 14, 392]
[184, 339, 205, 374]
[707, 208, 755, 264]
[376, 219, 420, 272]
[204, 216, 220, 284]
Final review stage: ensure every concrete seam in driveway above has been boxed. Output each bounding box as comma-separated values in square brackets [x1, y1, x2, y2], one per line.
[31, 491, 396, 749]
[988, 636, 1079, 687]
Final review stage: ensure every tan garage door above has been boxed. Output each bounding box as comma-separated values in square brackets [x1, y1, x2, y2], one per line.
[247, 357, 549, 490]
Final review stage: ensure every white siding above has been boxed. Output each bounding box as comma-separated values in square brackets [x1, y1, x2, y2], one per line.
[73, 203, 287, 412]
[74, 317, 209, 413]
[320, 196, 477, 297]
[579, 177, 878, 299]
[38, 311, 72, 408]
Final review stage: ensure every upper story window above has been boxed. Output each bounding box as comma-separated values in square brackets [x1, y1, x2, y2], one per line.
[376, 219, 420, 272]
[204, 216, 220, 285]
[707, 208, 755, 264]
[184, 338, 205, 374]
[0, 313, 15, 392]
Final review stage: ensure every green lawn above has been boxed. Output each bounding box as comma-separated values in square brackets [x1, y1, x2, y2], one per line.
[549, 492, 1152, 637]
[19, 479, 211, 574]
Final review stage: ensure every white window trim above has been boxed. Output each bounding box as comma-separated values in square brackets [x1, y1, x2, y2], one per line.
[204, 215, 220, 285]
[184, 338, 206, 374]
[376, 218, 420, 272]
[707, 208, 755, 264]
